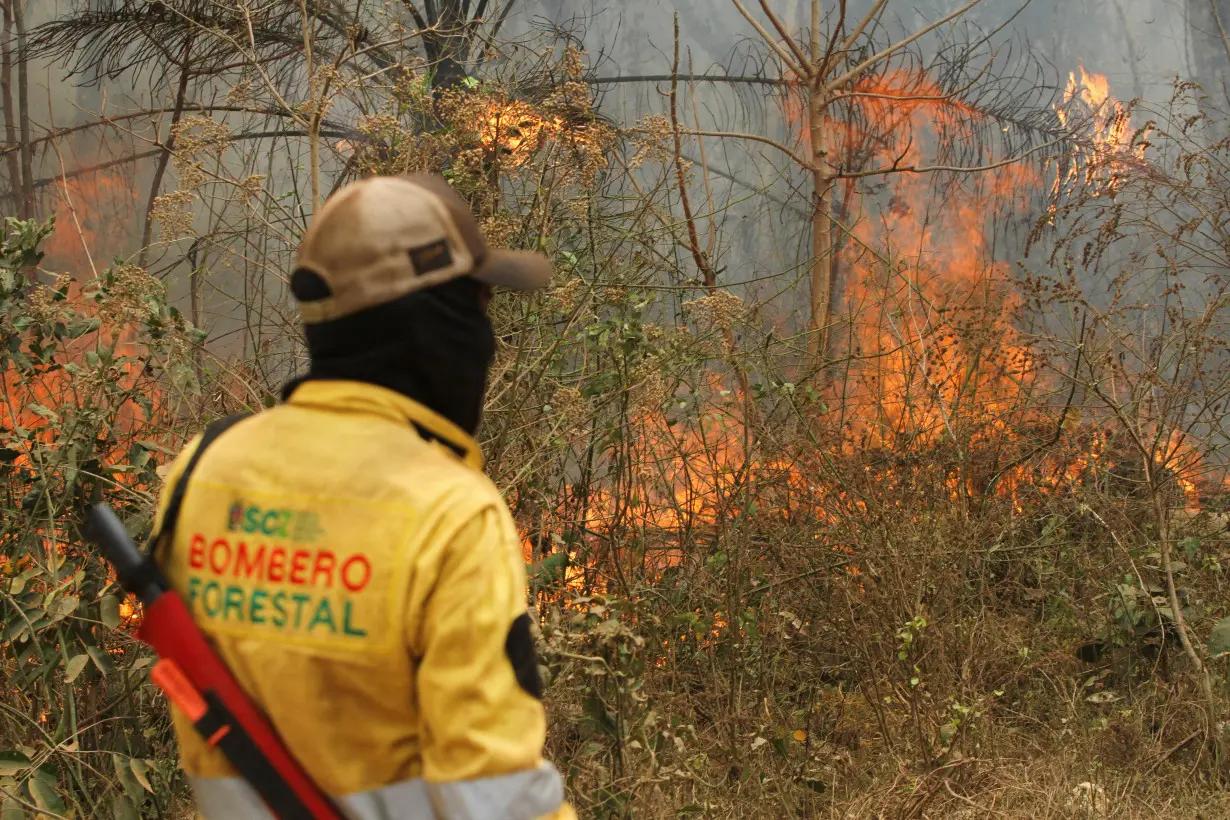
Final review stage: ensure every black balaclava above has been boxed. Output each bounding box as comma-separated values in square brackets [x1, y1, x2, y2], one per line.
[284, 274, 496, 436]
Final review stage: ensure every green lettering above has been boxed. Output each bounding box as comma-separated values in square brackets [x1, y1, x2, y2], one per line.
[262, 510, 280, 536]
[186, 576, 201, 609]
[223, 586, 245, 621]
[250, 589, 269, 625]
[342, 600, 367, 637]
[271, 591, 288, 627]
[291, 593, 312, 629]
[202, 581, 221, 617]
[308, 598, 337, 633]
[244, 506, 261, 534]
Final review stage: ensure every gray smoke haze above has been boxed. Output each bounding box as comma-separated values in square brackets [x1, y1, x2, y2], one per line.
[5, 0, 1223, 361]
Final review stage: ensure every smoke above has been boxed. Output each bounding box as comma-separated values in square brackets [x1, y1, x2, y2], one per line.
[7, 0, 1223, 366]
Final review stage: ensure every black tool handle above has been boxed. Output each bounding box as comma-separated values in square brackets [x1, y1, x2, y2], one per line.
[85, 504, 167, 605]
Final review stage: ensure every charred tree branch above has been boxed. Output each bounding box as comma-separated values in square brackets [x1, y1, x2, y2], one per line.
[139, 35, 195, 268]
[591, 73, 787, 87]
[826, 0, 983, 91]
[670, 128, 812, 170]
[0, 1, 19, 201]
[0, 104, 358, 156]
[730, 0, 806, 78]
[833, 137, 1064, 179]
[13, 0, 32, 217]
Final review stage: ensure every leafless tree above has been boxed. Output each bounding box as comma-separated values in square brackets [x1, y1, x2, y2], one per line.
[699, 0, 1070, 367]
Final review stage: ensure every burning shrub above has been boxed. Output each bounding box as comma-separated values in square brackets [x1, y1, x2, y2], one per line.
[0, 218, 201, 817]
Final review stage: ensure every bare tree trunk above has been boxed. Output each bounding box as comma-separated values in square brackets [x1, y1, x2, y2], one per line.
[668, 14, 763, 449]
[12, 0, 32, 217]
[0, 1, 20, 207]
[1152, 478, 1222, 762]
[186, 239, 206, 387]
[138, 37, 194, 268]
[299, 0, 320, 212]
[808, 86, 835, 365]
[1189, 0, 1230, 109]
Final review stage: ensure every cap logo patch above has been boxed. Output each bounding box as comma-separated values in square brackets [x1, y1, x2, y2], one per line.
[409, 239, 453, 275]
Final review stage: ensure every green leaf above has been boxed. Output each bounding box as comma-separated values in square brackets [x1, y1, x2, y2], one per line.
[110, 794, 139, 820]
[0, 751, 30, 777]
[28, 771, 65, 816]
[129, 759, 153, 793]
[57, 596, 79, 618]
[530, 553, 569, 586]
[112, 755, 142, 804]
[99, 595, 121, 629]
[581, 694, 618, 736]
[87, 645, 115, 675]
[63, 654, 89, 684]
[1208, 616, 1230, 658]
[771, 735, 789, 759]
[26, 404, 58, 423]
[0, 619, 29, 645]
[64, 317, 100, 339]
[0, 796, 27, 820]
[9, 568, 39, 596]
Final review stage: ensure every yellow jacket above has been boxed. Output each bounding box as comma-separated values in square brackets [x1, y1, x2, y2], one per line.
[152, 380, 575, 820]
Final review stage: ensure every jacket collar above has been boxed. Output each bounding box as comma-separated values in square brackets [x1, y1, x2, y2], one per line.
[285, 379, 483, 471]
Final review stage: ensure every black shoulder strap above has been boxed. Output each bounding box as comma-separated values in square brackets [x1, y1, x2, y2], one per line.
[146, 412, 252, 556]
[411, 421, 468, 460]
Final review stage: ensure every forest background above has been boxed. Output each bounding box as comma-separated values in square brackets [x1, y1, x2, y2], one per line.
[4, 0, 1230, 817]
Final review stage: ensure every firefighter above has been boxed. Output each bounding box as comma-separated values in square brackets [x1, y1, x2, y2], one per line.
[151, 174, 576, 819]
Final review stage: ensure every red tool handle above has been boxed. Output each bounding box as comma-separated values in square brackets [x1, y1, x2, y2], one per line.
[139, 592, 343, 820]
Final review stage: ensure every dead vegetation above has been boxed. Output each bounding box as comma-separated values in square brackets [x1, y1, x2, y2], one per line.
[3, 3, 1230, 819]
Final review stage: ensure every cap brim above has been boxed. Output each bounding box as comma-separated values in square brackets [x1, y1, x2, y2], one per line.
[472, 249, 552, 290]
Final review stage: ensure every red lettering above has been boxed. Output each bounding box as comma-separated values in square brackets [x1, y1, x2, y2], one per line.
[289, 549, 309, 586]
[311, 551, 336, 588]
[268, 547, 286, 583]
[341, 554, 372, 592]
[189, 534, 206, 569]
[209, 538, 231, 575]
[235, 542, 266, 579]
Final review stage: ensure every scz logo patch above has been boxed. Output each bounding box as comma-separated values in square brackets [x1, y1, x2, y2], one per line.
[227, 502, 324, 542]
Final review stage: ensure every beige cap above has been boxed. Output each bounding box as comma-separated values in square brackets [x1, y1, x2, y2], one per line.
[293, 174, 552, 323]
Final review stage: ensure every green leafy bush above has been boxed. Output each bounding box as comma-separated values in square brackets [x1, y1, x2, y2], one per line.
[0, 218, 197, 819]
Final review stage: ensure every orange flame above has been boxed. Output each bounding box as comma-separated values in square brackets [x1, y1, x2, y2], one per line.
[1052, 65, 1145, 199]
[478, 100, 567, 166]
[43, 165, 140, 275]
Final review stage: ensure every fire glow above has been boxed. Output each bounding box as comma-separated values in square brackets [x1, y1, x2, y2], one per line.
[1053, 64, 1146, 199]
[478, 99, 568, 165]
[524, 63, 1212, 610]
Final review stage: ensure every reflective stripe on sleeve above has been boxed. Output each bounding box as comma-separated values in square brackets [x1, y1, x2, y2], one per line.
[426, 763, 566, 820]
[189, 776, 274, 819]
[189, 767, 565, 820]
[189, 775, 437, 820]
